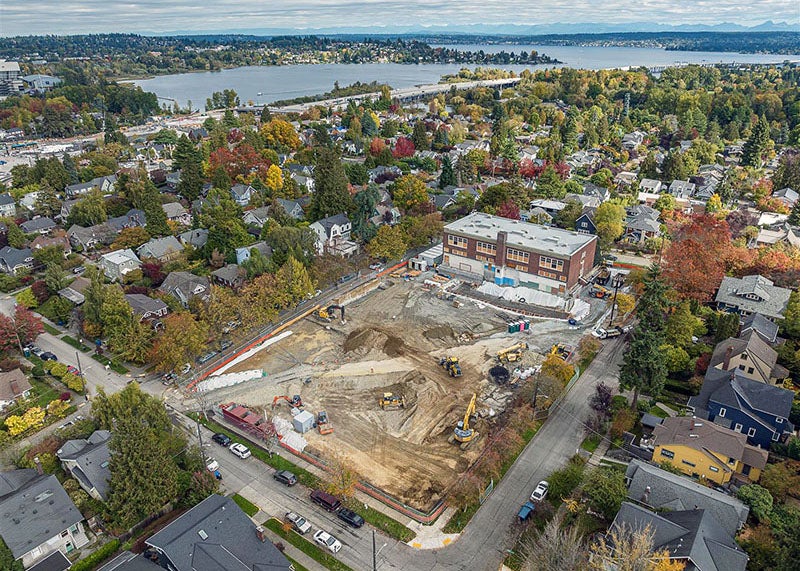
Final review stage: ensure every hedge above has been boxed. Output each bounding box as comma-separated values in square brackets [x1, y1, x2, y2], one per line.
[70, 539, 120, 571]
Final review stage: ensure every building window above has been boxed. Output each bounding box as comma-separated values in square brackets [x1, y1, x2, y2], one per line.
[734, 423, 743, 432]
[476, 241, 496, 255]
[539, 256, 564, 271]
[747, 427, 756, 437]
[709, 466, 719, 472]
[718, 408, 726, 418]
[728, 457, 737, 466]
[61, 530, 69, 538]
[539, 270, 558, 280]
[747, 367, 754, 374]
[659, 448, 675, 459]
[777, 417, 784, 424]
[772, 432, 780, 441]
[681, 459, 696, 467]
[448, 235, 468, 249]
[738, 364, 745, 371]
[506, 248, 530, 263]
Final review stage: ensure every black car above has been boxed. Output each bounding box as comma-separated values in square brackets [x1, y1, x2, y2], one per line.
[273, 470, 298, 486]
[336, 507, 365, 528]
[211, 433, 231, 446]
[40, 352, 58, 361]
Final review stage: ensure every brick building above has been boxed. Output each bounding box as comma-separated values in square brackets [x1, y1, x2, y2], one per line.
[442, 212, 597, 295]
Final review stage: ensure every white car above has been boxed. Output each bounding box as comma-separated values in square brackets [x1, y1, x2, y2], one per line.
[205, 457, 219, 472]
[530, 480, 549, 502]
[285, 512, 312, 534]
[229, 443, 251, 459]
[313, 530, 342, 553]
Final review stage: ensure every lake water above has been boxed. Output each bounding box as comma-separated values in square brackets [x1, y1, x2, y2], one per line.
[131, 44, 800, 109]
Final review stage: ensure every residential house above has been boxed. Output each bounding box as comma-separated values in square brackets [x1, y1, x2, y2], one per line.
[230, 184, 255, 207]
[740, 313, 779, 344]
[187, 127, 208, 142]
[290, 173, 315, 194]
[212, 264, 245, 289]
[235, 241, 272, 265]
[625, 459, 749, 535]
[582, 182, 611, 202]
[21, 74, 62, 92]
[59, 199, 80, 221]
[651, 416, 768, 485]
[124, 294, 169, 322]
[528, 199, 567, 217]
[165, 171, 181, 191]
[614, 171, 638, 187]
[161, 202, 191, 226]
[621, 131, 646, 151]
[430, 194, 455, 211]
[55, 430, 111, 501]
[178, 228, 208, 250]
[715, 275, 791, 321]
[442, 212, 597, 294]
[639, 178, 663, 194]
[709, 330, 788, 385]
[106, 209, 146, 233]
[0, 469, 90, 569]
[753, 223, 800, 248]
[242, 206, 270, 228]
[137, 236, 183, 262]
[100, 249, 141, 282]
[58, 276, 89, 305]
[564, 193, 601, 209]
[159, 272, 210, 308]
[276, 198, 305, 220]
[368, 165, 401, 183]
[65, 175, 116, 199]
[609, 502, 748, 571]
[0, 193, 15, 217]
[688, 367, 794, 449]
[144, 494, 292, 571]
[67, 224, 116, 251]
[0, 246, 34, 274]
[574, 207, 597, 235]
[309, 213, 358, 256]
[20, 217, 56, 235]
[624, 213, 661, 244]
[370, 203, 401, 227]
[669, 180, 696, 199]
[0, 369, 32, 411]
[521, 207, 553, 225]
[774, 187, 798, 208]
[19, 191, 40, 212]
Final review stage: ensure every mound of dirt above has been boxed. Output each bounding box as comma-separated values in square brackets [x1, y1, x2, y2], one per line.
[423, 325, 457, 343]
[343, 328, 406, 358]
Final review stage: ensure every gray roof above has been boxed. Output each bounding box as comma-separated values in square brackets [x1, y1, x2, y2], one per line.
[20, 217, 56, 233]
[0, 193, 16, 206]
[159, 272, 209, 305]
[445, 212, 597, 257]
[0, 246, 33, 270]
[612, 502, 747, 571]
[709, 331, 779, 381]
[627, 204, 660, 219]
[212, 264, 243, 284]
[98, 552, 162, 571]
[715, 275, 791, 320]
[625, 459, 749, 536]
[314, 213, 350, 231]
[137, 236, 182, 260]
[740, 313, 779, 343]
[28, 549, 71, 571]
[56, 430, 111, 501]
[162, 202, 189, 219]
[276, 198, 305, 218]
[179, 228, 208, 248]
[125, 294, 168, 317]
[626, 215, 661, 233]
[145, 494, 292, 571]
[107, 209, 146, 232]
[0, 470, 84, 559]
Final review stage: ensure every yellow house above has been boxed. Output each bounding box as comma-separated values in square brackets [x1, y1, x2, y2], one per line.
[652, 416, 767, 485]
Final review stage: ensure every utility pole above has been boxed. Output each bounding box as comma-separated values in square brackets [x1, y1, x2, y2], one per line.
[607, 273, 624, 327]
[75, 351, 86, 396]
[372, 530, 377, 571]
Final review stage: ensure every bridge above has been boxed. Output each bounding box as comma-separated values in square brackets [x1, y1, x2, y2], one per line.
[268, 77, 523, 113]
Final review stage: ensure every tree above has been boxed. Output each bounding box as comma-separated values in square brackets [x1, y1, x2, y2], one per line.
[127, 176, 170, 237]
[5, 407, 46, 436]
[541, 353, 575, 386]
[323, 452, 360, 501]
[760, 461, 800, 502]
[260, 118, 301, 151]
[662, 149, 689, 183]
[589, 382, 614, 419]
[534, 165, 565, 199]
[0, 537, 23, 571]
[100, 285, 134, 351]
[200, 188, 251, 260]
[276, 256, 315, 305]
[584, 467, 627, 520]
[111, 227, 150, 250]
[44, 264, 67, 295]
[392, 137, 415, 159]
[15, 288, 37, 309]
[264, 225, 317, 268]
[33, 245, 65, 269]
[33, 181, 62, 218]
[737, 484, 774, 523]
[589, 523, 684, 571]
[82, 266, 106, 337]
[664, 301, 703, 348]
[742, 116, 771, 167]
[263, 164, 283, 193]
[392, 174, 430, 213]
[150, 313, 209, 373]
[521, 513, 587, 571]
[345, 163, 369, 186]
[67, 187, 107, 227]
[593, 202, 626, 249]
[781, 290, 800, 340]
[367, 225, 408, 261]
[176, 148, 204, 201]
[615, 292, 636, 317]
[308, 148, 352, 220]
[660, 344, 691, 374]
[496, 200, 521, 220]
[439, 156, 457, 188]
[653, 193, 677, 214]
[705, 193, 723, 213]
[555, 199, 583, 229]
[411, 121, 428, 150]
[402, 213, 443, 248]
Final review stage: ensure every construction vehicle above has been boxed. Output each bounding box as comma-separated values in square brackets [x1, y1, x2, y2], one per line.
[497, 342, 528, 363]
[439, 356, 462, 377]
[450, 393, 479, 450]
[595, 267, 611, 286]
[550, 344, 571, 361]
[317, 304, 346, 323]
[589, 284, 611, 299]
[316, 411, 334, 435]
[272, 395, 303, 409]
[379, 393, 406, 410]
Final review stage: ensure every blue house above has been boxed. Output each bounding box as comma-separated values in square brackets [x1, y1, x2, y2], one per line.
[688, 367, 794, 449]
[574, 207, 597, 235]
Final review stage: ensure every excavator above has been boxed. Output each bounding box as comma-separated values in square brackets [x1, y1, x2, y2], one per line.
[317, 304, 346, 324]
[439, 356, 462, 377]
[589, 285, 611, 299]
[379, 392, 406, 410]
[272, 394, 303, 409]
[497, 342, 528, 363]
[450, 393, 479, 450]
[316, 411, 334, 435]
[550, 344, 571, 361]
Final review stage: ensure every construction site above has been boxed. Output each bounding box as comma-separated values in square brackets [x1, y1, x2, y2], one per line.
[206, 275, 592, 511]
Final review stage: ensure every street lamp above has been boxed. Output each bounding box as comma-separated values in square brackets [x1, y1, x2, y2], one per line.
[372, 530, 388, 571]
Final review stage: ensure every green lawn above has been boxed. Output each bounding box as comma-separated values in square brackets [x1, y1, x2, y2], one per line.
[647, 405, 670, 419]
[91, 353, 129, 374]
[42, 323, 61, 336]
[61, 335, 92, 352]
[283, 555, 309, 571]
[580, 434, 601, 453]
[351, 503, 416, 542]
[232, 493, 259, 517]
[264, 518, 354, 571]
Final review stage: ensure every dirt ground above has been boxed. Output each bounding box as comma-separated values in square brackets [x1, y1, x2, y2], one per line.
[212, 277, 589, 510]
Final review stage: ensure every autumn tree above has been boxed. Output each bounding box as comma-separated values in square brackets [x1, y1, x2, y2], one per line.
[391, 174, 429, 213]
[367, 225, 408, 261]
[593, 202, 626, 249]
[402, 213, 443, 248]
[589, 522, 685, 571]
[614, 292, 636, 318]
[260, 118, 301, 151]
[541, 353, 575, 386]
[522, 513, 587, 571]
[308, 148, 352, 221]
[67, 187, 107, 227]
[392, 137, 415, 159]
[276, 256, 315, 305]
[323, 452, 361, 501]
[664, 301, 703, 349]
[496, 200, 521, 220]
[111, 227, 150, 251]
[150, 313, 209, 373]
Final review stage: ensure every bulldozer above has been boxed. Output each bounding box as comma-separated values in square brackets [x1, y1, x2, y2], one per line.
[439, 356, 462, 377]
[272, 394, 303, 409]
[379, 392, 406, 410]
[497, 342, 528, 363]
[589, 285, 611, 299]
[316, 411, 334, 435]
[317, 304, 346, 324]
[449, 393, 479, 450]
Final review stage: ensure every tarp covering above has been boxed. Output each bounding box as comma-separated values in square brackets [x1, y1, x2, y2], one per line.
[477, 282, 566, 309]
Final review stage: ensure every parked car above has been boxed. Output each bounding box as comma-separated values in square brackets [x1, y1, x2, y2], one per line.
[30, 346, 44, 357]
[67, 365, 80, 375]
[285, 512, 312, 534]
[310, 489, 341, 512]
[273, 470, 297, 486]
[205, 457, 219, 472]
[518, 501, 536, 521]
[229, 443, 251, 459]
[197, 351, 217, 364]
[40, 352, 58, 361]
[211, 433, 231, 447]
[313, 530, 342, 554]
[530, 481, 549, 502]
[72, 265, 86, 274]
[180, 363, 192, 374]
[161, 372, 177, 385]
[219, 339, 232, 351]
[337, 507, 365, 528]
[369, 262, 382, 271]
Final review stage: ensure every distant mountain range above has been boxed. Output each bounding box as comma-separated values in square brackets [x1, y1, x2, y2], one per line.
[152, 21, 798, 37]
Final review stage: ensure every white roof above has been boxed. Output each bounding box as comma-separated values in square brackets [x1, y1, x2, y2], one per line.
[0, 61, 20, 73]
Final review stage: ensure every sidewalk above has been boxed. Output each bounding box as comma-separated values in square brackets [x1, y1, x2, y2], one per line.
[586, 437, 611, 467]
[255, 520, 327, 571]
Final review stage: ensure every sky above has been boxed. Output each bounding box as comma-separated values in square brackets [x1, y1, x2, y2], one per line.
[1, 0, 799, 36]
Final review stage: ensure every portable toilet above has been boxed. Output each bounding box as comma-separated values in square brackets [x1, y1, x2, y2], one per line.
[292, 410, 315, 434]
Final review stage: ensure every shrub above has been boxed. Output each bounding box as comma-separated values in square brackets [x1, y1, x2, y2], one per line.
[49, 362, 68, 378]
[31, 365, 45, 378]
[46, 399, 71, 419]
[737, 484, 773, 523]
[610, 407, 637, 439]
[583, 467, 627, 520]
[61, 373, 84, 392]
[59, 392, 71, 401]
[70, 539, 120, 571]
[547, 456, 586, 506]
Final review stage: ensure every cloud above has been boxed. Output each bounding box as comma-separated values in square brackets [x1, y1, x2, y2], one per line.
[0, 0, 798, 36]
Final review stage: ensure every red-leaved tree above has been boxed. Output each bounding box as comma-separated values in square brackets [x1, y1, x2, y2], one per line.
[496, 200, 521, 220]
[392, 137, 415, 159]
[0, 306, 44, 353]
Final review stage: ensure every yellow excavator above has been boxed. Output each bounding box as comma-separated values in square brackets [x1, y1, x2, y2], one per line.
[317, 304, 346, 324]
[450, 393, 479, 450]
[440, 356, 462, 377]
[379, 393, 406, 410]
[497, 342, 528, 363]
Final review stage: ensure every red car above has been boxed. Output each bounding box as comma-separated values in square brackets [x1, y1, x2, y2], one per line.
[67, 365, 80, 375]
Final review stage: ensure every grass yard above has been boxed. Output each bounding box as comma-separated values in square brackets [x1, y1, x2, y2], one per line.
[264, 518, 354, 571]
[232, 494, 259, 517]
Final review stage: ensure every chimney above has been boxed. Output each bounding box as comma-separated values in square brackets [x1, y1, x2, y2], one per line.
[690, 415, 695, 431]
[723, 345, 733, 370]
[33, 456, 43, 475]
[641, 486, 651, 503]
[256, 526, 266, 543]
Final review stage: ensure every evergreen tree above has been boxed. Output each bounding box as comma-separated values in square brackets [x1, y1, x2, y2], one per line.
[662, 149, 688, 182]
[742, 116, 771, 168]
[308, 148, 353, 220]
[176, 149, 203, 201]
[33, 180, 62, 218]
[82, 266, 106, 337]
[788, 200, 800, 226]
[200, 188, 251, 260]
[172, 135, 195, 170]
[439, 156, 457, 189]
[260, 105, 272, 123]
[62, 153, 79, 184]
[130, 177, 170, 237]
[411, 121, 428, 151]
[101, 285, 134, 351]
[361, 111, 378, 136]
[638, 154, 660, 180]
[351, 185, 380, 241]
[67, 187, 107, 227]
